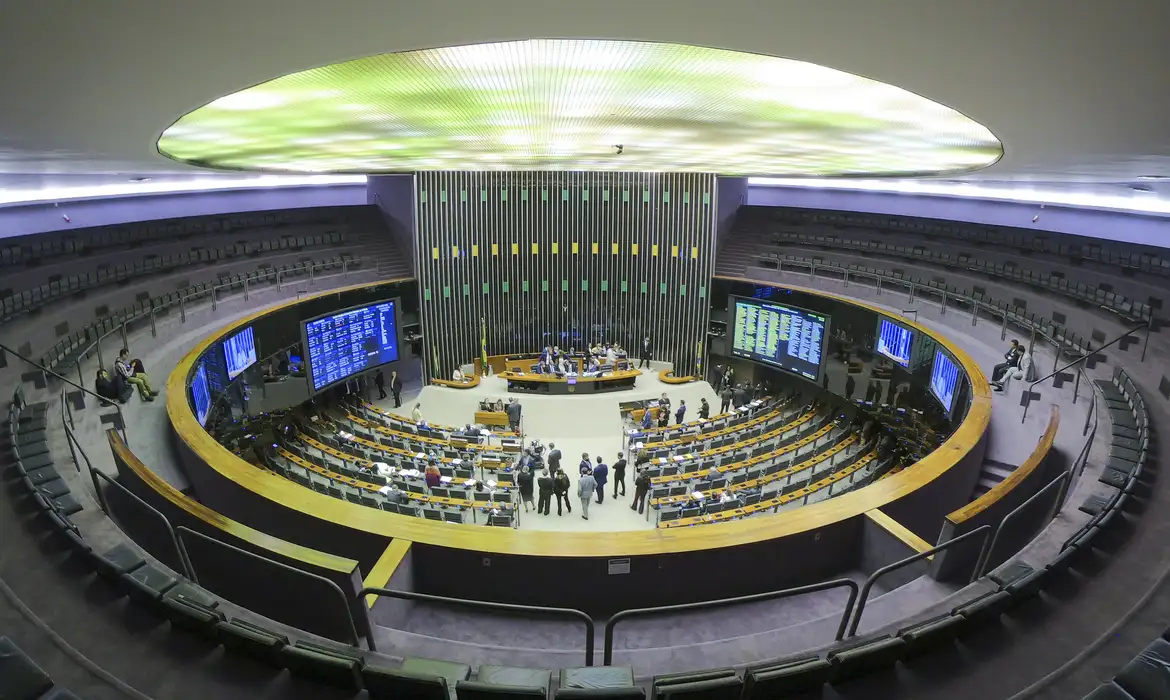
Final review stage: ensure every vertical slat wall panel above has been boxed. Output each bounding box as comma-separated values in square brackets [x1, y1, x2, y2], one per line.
[416, 171, 716, 381]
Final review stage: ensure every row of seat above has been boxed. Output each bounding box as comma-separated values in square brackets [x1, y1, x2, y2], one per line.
[0, 636, 80, 700]
[756, 252, 1104, 359]
[1, 231, 345, 326]
[36, 255, 357, 374]
[1083, 631, 1170, 698]
[762, 232, 1151, 324]
[0, 206, 364, 269]
[741, 205, 1170, 279]
[6, 388, 83, 517]
[1089, 368, 1150, 504]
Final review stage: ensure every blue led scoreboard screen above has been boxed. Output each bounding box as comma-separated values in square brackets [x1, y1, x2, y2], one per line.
[303, 300, 400, 392]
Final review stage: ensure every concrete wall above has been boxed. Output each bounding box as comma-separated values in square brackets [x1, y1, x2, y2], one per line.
[366, 175, 416, 274]
[0, 184, 367, 239]
[747, 186, 1170, 250]
[716, 177, 749, 250]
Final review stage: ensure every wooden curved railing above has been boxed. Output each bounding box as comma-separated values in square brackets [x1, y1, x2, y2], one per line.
[659, 368, 695, 384]
[431, 374, 481, 389]
[165, 280, 992, 559]
[946, 406, 1060, 526]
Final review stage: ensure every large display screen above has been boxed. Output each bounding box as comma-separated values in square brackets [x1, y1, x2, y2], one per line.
[930, 349, 962, 413]
[875, 317, 914, 367]
[730, 296, 828, 381]
[156, 39, 1001, 177]
[223, 326, 257, 380]
[191, 362, 212, 427]
[303, 300, 400, 392]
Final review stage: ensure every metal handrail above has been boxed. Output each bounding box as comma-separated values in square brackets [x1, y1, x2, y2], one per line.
[176, 526, 362, 647]
[976, 471, 1070, 578]
[91, 468, 195, 580]
[1021, 323, 1147, 422]
[360, 587, 595, 664]
[603, 578, 859, 665]
[847, 524, 991, 637]
[0, 342, 128, 444]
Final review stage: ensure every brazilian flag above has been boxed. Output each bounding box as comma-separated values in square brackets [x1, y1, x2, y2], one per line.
[432, 344, 440, 380]
[480, 316, 489, 376]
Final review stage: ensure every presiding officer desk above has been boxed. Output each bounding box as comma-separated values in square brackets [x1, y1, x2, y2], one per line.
[499, 367, 641, 394]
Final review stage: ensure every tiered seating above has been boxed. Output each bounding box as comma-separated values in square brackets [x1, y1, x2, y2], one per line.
[36, 254, 357, 373]
[0, 636, 60, 700]
[1091, 368, 1150, 493]
[5, 387, 83, 516]
[1, 229, 347, 324]
[1085, 632, 1170, 699]
[759, 229, 1151, 324]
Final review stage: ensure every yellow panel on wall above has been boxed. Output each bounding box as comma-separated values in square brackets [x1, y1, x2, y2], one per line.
[631, 243, 639, 255]
[472, 244, 479, 257]
[511, 242, 519, 255]
[671, 245, 679, 257]
[652, 244, 659, 256]
[592, 242, 599, 254]
[451, 245, 459, 257]
[432, 247, 439, 260]
[612, 242, 619, 254]
[531, 242, 539, 254]
[492, 242, 499, 256]
[552, 242, 559, 254]
[691, 246, 698, 259]
[572, 241, 579, 254]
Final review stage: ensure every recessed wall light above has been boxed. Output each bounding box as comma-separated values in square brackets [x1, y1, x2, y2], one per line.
[128, 177, 152, 182]
[1136, 175, 1170, 181]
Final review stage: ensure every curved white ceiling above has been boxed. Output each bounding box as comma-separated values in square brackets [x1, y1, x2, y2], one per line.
[0, 0, 1168, 184]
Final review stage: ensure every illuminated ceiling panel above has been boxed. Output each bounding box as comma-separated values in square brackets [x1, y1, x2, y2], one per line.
[157, 40, 1002, 176]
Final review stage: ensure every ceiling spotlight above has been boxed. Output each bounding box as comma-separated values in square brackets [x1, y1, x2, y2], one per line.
[128, 176, 152, 182]
[1129, 185, 1155, 193]
[614, 145, 623, 155]
[1136, 175, 1170, 181]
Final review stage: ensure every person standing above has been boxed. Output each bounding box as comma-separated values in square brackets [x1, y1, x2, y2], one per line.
[699, 398, 710, 420]
[547, 443, 562, 474]
[579, 453, 591, 475]
[612, 452, 627, 498]
[374, 369, 388, 400]
[732, 383, 746, 409]
[506, 398, 522, 432]
[630, 468, 651, 515]
[553, 469, 572, 515]
[578, 468, 596, 520]
[518, 466, 535, 513]
[719, 386, 733, 414]
[638, 336, 652, 369]
[844, 374, 856, 401]
[593, 456, 609, 504]
[390, 370, 402, 407]
[411, 403, 423, 423]
[675, 399, 687, 425]
[536, 469, 554, 515]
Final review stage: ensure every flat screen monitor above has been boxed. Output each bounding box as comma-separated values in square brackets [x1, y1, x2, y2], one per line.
[303, 299, 400, 392]
[930, 348, 961, 413]
[223, 326, 257, 380]
[191, 361, 212, 427]
[875, 317, 914, 367]
[730, 296, 829, 381]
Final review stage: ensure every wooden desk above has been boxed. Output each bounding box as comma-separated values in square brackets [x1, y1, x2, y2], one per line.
[659, 369, 695, 384]
[499, 368, 641, 394]
[432, 375, 481, 389]
[360, 401, 520, 442]
[475, 410, 510, 428]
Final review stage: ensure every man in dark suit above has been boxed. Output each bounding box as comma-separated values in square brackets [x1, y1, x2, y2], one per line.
[547, 443, 562, 474]
[611, 452, 627, 498]
[630, 468, 651, 515]
[389, 370, 403, 407]
[374, 369, 388, 399]
[638, 336, 652, 369]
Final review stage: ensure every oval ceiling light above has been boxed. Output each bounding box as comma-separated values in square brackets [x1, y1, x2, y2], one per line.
[157, 39, 1002, 177]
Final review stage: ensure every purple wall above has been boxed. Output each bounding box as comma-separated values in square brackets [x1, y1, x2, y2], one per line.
[747, 186, 1170, 251]
[366, 175, 416, 275]
[0, 184, 367, 240]
[716, 177, 749, 250]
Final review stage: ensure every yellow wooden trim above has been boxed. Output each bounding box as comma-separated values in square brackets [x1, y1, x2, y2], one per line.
[866, 508, 934, 559]
[659, 368, 695, 384]
[946, 405, 1059, 524]
[431, 374, 481, 389]
[166, 277, 991, 558]
[362, 539, 412, 608]
[107, 429, 359, 573]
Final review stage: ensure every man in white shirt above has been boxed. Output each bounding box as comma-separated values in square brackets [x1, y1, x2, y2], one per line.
[411, 403, 423, 422]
